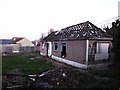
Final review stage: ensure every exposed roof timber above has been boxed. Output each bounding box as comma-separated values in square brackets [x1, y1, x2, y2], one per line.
[43, 21, 112, 41]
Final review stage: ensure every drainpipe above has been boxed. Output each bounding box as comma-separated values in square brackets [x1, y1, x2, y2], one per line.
[86, 39, 89, 68]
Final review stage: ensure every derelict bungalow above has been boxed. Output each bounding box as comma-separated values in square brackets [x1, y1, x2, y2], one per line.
[40, 21, 113, 69]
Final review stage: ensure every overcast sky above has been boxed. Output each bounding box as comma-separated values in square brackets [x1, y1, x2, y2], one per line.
[0, 0, 119, 41]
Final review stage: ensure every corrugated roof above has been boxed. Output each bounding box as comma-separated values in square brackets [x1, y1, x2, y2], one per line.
[43, 21, 112, 41]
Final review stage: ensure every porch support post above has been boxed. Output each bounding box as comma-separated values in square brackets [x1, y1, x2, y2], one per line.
[86, 39, 89, 67]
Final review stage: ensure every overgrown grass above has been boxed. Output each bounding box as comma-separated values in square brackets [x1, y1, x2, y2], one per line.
[88, 64, 120, 81]
[2, 53, 55, 75]
[74, 70, 120, 88]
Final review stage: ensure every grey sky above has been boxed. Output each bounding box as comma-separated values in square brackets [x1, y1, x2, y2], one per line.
[0, 0, 119, 41]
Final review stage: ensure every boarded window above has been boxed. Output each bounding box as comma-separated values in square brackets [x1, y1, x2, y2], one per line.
[97, 43, 109, 53]
[54, 43, 58, 51]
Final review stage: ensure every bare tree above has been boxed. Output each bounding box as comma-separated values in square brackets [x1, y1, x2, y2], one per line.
[40, 33, 45, 41]
[48, 28, 54, 35]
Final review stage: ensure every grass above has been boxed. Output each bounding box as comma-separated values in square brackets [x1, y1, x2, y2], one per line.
[2, 53, 55, 75]
[74, 70, 120, 88]
[86, 67, 120, 88]
[2, 53, 120, 88]
[88, 64, 120, 81]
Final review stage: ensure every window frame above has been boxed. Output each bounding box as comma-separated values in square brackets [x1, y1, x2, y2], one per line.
[54, 42, 58, 51]
[61, 43, 66, 51]
[96, 42, 109, 54]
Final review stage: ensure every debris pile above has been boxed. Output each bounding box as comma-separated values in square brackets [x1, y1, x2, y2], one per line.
[3, 67, 120, 88]
[39, 67, 87, 88]
[1, 67, 97, 88]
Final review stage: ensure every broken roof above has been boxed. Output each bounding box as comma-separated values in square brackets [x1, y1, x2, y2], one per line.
[43, 21, 112, 41]
[43, 31, 59, 41]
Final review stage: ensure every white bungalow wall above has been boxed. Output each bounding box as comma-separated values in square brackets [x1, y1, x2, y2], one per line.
[47, 42, 52, 56]
[51, 55, 87, 69]
[86, 40, 89, 65]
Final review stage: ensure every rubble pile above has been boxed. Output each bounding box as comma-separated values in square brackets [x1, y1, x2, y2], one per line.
[39, 67, 89, 88]
[2, 67, 95, 88]
[3, 66, 119, 88]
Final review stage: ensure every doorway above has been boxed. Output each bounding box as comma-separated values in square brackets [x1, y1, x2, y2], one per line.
[61, 43, 66, 58]
[46, 43, 49, 56]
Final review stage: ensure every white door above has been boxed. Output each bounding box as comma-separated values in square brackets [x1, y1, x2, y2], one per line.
[48, 42, 52, 56]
